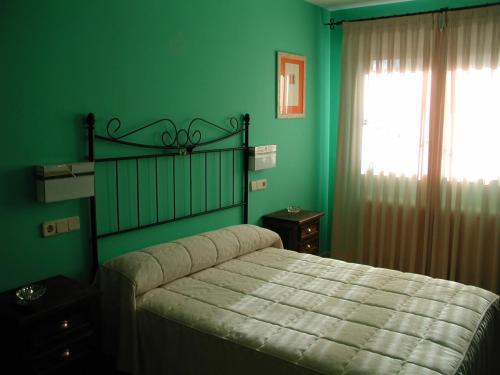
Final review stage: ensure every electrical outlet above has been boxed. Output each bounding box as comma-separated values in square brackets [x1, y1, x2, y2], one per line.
[42, 221, 57, 237]
[251, 179, 268, 191]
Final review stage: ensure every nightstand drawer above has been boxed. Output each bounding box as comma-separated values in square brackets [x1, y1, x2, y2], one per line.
[300, 238, 319, 254]
[32, 334, 92, 374]
[300, 221, 319, 239]
[30, 309, 90, 348]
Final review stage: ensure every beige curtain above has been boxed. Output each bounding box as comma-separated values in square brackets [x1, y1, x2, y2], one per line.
[332, 6, 500, 293]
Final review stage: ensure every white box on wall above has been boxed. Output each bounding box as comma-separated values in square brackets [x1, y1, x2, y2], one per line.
[249, 145, 277, 170]
[36, 162, 95, 203]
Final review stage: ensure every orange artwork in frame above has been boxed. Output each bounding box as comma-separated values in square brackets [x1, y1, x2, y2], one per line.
[277, 52, 306, 119]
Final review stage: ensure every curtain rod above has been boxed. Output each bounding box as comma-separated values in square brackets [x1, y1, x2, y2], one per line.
[323, 1, 500, 29]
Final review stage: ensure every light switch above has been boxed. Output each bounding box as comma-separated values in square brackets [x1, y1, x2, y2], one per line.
[56, 219, 69, 233]
[251, 179, 268, 191]
[68, 216, 80, 231]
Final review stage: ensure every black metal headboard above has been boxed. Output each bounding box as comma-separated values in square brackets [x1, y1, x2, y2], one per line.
[85, 112, 250, 274]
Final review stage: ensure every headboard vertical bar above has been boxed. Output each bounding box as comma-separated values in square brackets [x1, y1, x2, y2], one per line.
[232, 149, 235, 206]
[155, 157, 159, 223]
[219, 151, 222, 208]
[115, 160, 120, 231]
[243, 114, 250, 224]
[136, 159, 140, 227]
[86, 113, 99, 277]
[205, 153, 208, 212]
[173, 155, 176, 219]
[189, 153, 193, 215]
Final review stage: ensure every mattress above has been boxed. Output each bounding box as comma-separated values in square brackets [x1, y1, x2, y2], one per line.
[98, 225, 499, 375]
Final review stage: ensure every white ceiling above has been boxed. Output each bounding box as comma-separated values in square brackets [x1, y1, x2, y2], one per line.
[305, 0, 413, 11]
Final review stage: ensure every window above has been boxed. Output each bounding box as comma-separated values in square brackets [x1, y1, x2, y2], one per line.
[442, 68, 500, 184]
[361, 64, 500, 184]
[361, 64, 430, 177]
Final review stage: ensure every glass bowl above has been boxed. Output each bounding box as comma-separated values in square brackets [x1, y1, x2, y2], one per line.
[15, 284, 47, 304]
[287, 206, 301, 213]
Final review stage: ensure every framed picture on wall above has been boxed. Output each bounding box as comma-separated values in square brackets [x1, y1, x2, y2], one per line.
[277, 52, 306, 119]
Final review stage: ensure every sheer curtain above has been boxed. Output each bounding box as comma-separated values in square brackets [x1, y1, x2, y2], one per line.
[332, 6, 500, 293]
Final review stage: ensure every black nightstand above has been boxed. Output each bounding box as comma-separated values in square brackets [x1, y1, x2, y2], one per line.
[262, 209, 324, 255]
[0, 275, 100, 375]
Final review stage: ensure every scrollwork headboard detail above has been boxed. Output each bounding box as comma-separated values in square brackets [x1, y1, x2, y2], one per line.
[85, 112, 250, 275]
[99, 115, 246, 152]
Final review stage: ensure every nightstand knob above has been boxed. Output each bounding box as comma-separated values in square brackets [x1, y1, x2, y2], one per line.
[60, 319, 70, 329]
[307, 227, 312, 233]
[60, 348, 71, 360]
[306, 244, 312, 249]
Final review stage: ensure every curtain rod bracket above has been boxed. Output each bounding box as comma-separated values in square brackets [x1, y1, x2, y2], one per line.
[323, 18, 336, 30]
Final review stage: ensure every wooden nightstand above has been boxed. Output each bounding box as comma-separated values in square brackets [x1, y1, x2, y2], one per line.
[0, 275, 100, 375]
[262, 209, 324, 255]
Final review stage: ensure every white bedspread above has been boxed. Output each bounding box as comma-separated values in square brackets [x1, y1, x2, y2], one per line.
[98, 225, 499, 375]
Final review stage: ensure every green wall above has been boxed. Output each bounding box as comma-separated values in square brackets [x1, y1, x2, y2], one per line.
[2, 0, 489, 293]
[326, 0, 491, 252]
[0, 0, 331, 292]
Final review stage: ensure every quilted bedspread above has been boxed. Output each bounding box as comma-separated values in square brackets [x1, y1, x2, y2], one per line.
[136, 247, 499, 375]
[98, 225, 499, 375]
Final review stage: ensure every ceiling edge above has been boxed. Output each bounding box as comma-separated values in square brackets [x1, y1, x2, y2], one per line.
[310, 0, 414, 12]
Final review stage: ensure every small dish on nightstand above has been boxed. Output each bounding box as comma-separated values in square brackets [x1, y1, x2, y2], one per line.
[15, 284, 47, 305]
[287, 206, 301, 213]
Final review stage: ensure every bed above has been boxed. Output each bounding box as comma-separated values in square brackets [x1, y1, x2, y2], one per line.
[86, 113, 499, 374]
[97, 224, 500, 375]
